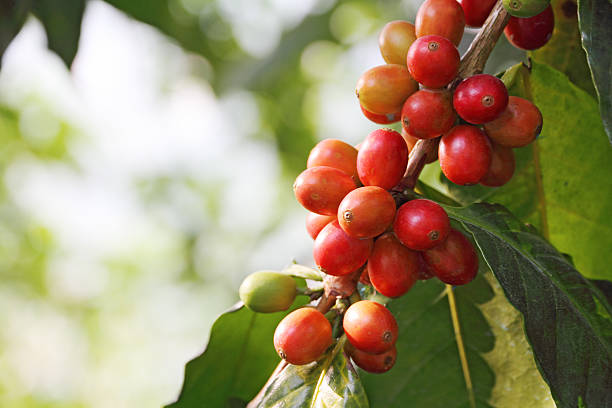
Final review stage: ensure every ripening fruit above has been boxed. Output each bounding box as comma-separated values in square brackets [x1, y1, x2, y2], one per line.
[423, 228, 479, 285]
[406, 35, 460, 89]
[274, 307, 332, 365]
[305, 213, 335, 240]
[360, 105, 401, 125]
[338, 186, 396, 239]
[415, 0, 466, 46]
[483, 96, 543, 147]
[459, 0, 497, 27]
[480, 143, 516, 187]
[504, 6, 554, 50]
[343, 300, 398, 353]
[293, 166, 356, 215]
[239, 271, 297, 313]
[307, 139, 359, 181]
[314, 221, 373, 276]
[401, 129, 439, 163]
[357, 128, 409, 190]
[503, 0, 551, 18]
[379, 20, 417, 65]
[439, 125, 492, 185]
[367, 233, 419, 298]
[356, 65, 418, 115]
[453, 74, 509, 124]
[345, 341, 397, 374]
[401, 89, 456, 139]
[394, 199, 450, 251]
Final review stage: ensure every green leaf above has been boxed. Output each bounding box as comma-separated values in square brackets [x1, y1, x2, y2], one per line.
[32, 0, 85, 67]
[577, 0, 612, 142]
[256, 338, 369, 408]
[0, 0, 31, 66]
[445, 202, 612, 408]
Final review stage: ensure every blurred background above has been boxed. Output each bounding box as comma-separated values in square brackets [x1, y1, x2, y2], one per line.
[0, 1, 524, 407]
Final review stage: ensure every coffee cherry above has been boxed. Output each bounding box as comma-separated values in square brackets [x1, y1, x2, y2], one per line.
[483, 96, 543, 147]
[415, 0, 466, 46]
[394, 199, 450, 251]
[307, 139, 359, 181]
[453, 74, 509, 124]
[379, 20, 417, 65]
[423, 228, 478, 285]
[274, 307, 332, 365]
[504, 6, 554, 50]
[417, 253, 436, 280]
[503, 0, 551, 18]
[401, 129, 439, 163]
[359, 267, 371, 286]
[305, 213, 335, 240]
[239, 271, 297, 313]
[294, 166, 356, 215]
[338, 186, 396, 239]
[406, 35, 459, 89]
[356, 65, 418, 115]
[439, 125, 492, 185]
[401, 89, 456, 139]
[360, 105, 401, 125]
[314, 221, 373, 276]
[357, 128, 408, 190]
[480, 143, 516, 187]
[367, 233, 419, 298]
[459, 0, 497, 27]
[345, 341, 397, 374]
[343, 300, 398, 354]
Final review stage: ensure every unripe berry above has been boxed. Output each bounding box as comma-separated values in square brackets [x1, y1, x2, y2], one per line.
[357, 128, 408, 190]
[401, 89, 456, 139]
[453, 74, 509, 124]
[394, 199, 450, 251]
[239, 271, 297, 313]
[307, 139, 359, 182]
[480, 143, 516, 187]
[314, 221, 373, 276]
[293, 166, 356, 215]
[360, 105, 401, 125]
[345, 342, 397, 374]
[274, 308, 332, 365]
[356, 65, 418, 115]
[338, 186, 396, 239]
[503, 0, 551, 18]
[423, 228, 479, 285]
[367, 233, 419, 298]
[406, 35, 459, 89]
[415, 0, 466, 46]
[439, 125, 492, 185]
[483, 96, 543, 147]
[343, 300, 398, 354]
[379, 20, 417, 65]
[504, 6, 554, 50]
[459, 0, 497, 27]
[305, 213, 335, 240]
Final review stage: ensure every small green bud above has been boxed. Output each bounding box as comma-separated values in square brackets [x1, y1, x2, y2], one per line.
[239, 270, 297, 313]
[503, 0, 550, 18]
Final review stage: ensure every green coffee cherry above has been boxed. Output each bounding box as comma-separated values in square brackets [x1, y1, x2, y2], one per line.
[239, 270, 297, 313]
[503, 0, 550, 18]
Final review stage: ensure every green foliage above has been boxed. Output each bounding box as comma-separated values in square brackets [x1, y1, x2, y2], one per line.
[0, 0, 31, 66]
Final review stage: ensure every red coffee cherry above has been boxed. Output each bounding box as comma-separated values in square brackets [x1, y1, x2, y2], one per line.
[415, 0, 466, 46]
[406, 35, 460, 89]
[345, 342, 397, 374]
[401, 89, 456, 139]
[401, 129, 439, 163]
[313, 221, 373, 276]
[357, 128, 409, 190]
[356, 64, 418, 115]
[307, 139, 359, 182]
[367, 233, 419, 298]
[294, 166, 356, 215]
[360, 105, 401, 125]
[394, 199, 450, 251]
[338, 186, 396, 239]
[305, 213, 335, 240]
[504, 6, 554, 50]
[453, 74, 509, 124]
[480, 143, 516, 187]
[459, 0, 497, 27]
[379, 20, 417, 65]
[343, 300, 398, 354]
[417, 253, 436, 280]
[423, 228, 479, 285]
[274, 307, 332, 365]
[439, 125, 492, 185]
[483, 96, 543, 147]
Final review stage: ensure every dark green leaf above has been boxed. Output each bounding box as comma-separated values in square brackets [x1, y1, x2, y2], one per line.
[578, 0, 612, 142]
[0, 0, 31, 66]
